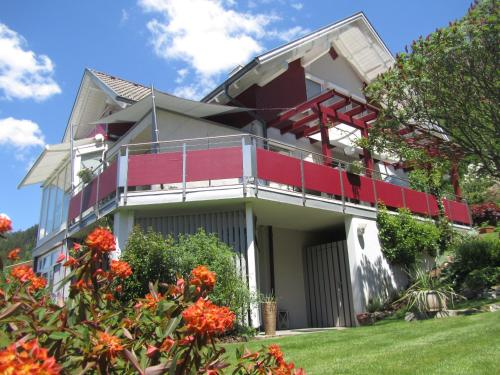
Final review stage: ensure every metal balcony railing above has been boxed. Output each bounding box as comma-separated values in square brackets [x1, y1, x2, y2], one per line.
[67, 134, 472, 227]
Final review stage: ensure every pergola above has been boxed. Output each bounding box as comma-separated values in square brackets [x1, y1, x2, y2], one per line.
[267, 88, 378, 175]
[267, 88, 463, 198]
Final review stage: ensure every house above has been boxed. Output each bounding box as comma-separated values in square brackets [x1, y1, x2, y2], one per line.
[19, 13, 471, 329]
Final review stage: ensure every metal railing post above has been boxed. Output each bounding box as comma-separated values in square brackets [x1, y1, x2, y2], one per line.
[123, 146, 129, 206]
[182, 143, 187, 201]
[464, 198, 473, 227]
[300, 152, 306, 206]
[371, 174, 378, 209]
[338, 163, 346, 213]
[95, 171, 101, 218]
[252, 137, 258, 197]
[401, 187, 406, 209]
[241, 136, 247, 196]
[424, 188, 431, 218]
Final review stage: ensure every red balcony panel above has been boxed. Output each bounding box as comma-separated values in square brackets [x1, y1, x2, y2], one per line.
[342, 171, 375, 203]
[404, 188, 431, 216]
[427, 194, 440, 217]
[443, 199, 471, 225]
[81, 179, 98, 213]
[375, 180, 404, 209]
[128, 152, 183, 186]
[97, 161, 117, 201]
[256, 148, 302, 188]
[68, 191, 82, 222]
[186, 147, 242, 182]
[303, 161, 342, 195]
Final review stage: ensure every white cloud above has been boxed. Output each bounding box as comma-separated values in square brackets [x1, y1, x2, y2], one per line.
[140, 0, 276, 77]
[121, 9, 130, 23]
[175, 68, 189, 84]
[0, 23, 61, 101]
[291, 2, 303, 10]
[0, 117, 45, 149]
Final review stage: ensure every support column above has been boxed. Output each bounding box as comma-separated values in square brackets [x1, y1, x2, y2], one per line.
[112, 209, 134, 260]
[450, 163, 462, 200]
[245, 203, 260, 328]
[361, 127, 374, 177]
[319, 110, 332, 165]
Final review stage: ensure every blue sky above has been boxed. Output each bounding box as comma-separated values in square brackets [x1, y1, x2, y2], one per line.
[0, 0, 472, 230]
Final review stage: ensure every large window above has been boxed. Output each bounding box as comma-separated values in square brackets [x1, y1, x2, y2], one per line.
[38, 163, 71, 241]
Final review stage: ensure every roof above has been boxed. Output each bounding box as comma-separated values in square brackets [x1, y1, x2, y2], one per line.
[202, 12, 394, 103]
[89, 70, 152, 102]
[93, 89, 250, 125]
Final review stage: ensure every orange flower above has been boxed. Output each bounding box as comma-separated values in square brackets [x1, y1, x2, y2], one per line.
[268, 344, 284, 364]
[169, 278, 185, 297]
[110, 260, 132, 279]
[182, 298, 235, 336]
[94, 332, 124, 360]
[135, 293, 163, 310]
[7, 248, 20, 261]
[0, 339, 61, 374]
[178, 335, 195, 346]
[0, 213, 12, 234]
[190, 266, 216, 291]
[28, 276, 47, 293]
[104, 293, 115, 302]
[73, 243, 81, 252]
[63, 256, 78, 267]
[10, 264, 35, 283]
[85, 227, 116, 253]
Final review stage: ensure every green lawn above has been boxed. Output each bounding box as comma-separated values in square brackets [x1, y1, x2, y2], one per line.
[225, 311, 500, 375]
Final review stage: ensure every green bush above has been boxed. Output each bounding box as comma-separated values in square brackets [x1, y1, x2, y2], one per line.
[120, 227, 253, 318]
[444, 238, 500, 294]
[377, 205, 442, 268]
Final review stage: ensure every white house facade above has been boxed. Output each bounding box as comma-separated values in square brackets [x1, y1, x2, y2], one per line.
[20, 13, 471, 329]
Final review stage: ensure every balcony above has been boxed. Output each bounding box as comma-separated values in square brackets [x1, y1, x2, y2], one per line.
[67, 134, 471, 228]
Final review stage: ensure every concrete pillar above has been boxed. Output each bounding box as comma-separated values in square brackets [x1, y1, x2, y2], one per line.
[245, 203, 260, 328]
[112, 209, 134, 260]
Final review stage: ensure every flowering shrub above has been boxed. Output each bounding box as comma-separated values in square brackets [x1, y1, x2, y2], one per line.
[0, 219, 305, 374]
[471, 202, 499, 226]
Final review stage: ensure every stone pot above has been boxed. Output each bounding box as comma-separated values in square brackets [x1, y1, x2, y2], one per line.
[425, 292, 445, 312]
[479, 226, 495, 234]
[262, 302, 277, 336]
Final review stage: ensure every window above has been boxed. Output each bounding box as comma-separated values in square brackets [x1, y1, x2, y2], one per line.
[306, 78, 322, 99]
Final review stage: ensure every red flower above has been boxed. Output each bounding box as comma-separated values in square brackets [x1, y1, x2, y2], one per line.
[160, 337, 175, 352]
[0, 339, 61, 375]
[170, 278, 185, 297]
[182, 298, 235, 336]
[146, 345, 159, 358]
[178, 335, 195, 346]
[190, 266, 216, 291]
[56, 253, 66, 263]
[63, 256, 78, 267]
[104, 293, 115, 302]
[110, 260, 133, 279]
[7, 248, 20, 261]
[268, 344, 284, 364]
[73, 243, 81, 252]
[85, 227, 116, 253]
[0, 213, 12, 234]
[10, 264, 35, 283]
[94, 332, 124, 360]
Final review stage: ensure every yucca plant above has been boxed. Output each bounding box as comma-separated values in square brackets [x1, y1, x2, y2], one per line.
[399, 268, 461, 314]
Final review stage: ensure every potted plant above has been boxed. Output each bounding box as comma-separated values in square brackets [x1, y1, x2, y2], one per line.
[261, 293, 277, 336]
[347, 160, 364, 175]
[478, 222, 495, 234]
[399, 268, 460, 315]
[77, 168, 94, 184]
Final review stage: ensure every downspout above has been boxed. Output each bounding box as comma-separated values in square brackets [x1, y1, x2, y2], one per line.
[151, 85, 159, 153]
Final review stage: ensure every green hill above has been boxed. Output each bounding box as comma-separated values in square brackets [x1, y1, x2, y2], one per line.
[0, 225, 38, 263]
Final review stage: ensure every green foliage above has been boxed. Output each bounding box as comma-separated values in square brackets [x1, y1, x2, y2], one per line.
[377, 205, 442, 268]
[365, 0, 500, 178]
[0, 224, 37, 262]
[444, 237, 500, 293]
[121, 227, 253, 318]
[366, 297, 384, 313]
[461, 171, 499, 204]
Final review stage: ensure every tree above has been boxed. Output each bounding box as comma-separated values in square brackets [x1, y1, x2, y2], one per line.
[364, 0, 500, 178]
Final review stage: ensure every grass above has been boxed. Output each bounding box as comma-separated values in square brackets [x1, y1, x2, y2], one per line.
[225, 312, 500, 374]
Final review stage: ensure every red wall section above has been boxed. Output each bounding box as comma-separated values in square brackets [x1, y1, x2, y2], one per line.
[375, 180, 404, 208]
[128, 152, 183, 186]
[185, 147, 242, 182]
[97, 162, 117, 201]
[443, 199, 471, 225]
[404, 188, 431, 216]
[342, 171, 375, 203]
[303, 161, 342, 195]
[257, 148, 302, 188]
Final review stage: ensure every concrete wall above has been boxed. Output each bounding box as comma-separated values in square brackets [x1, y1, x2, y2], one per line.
[345, 216, 408, 316]
[271, 227, 314, 329]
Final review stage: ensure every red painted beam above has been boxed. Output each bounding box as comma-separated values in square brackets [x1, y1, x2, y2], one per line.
[319, 111, 332, 165]
[280, 112, 318, 134]
[358, 111, 377, 123]
[343, 105, 365, 117]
